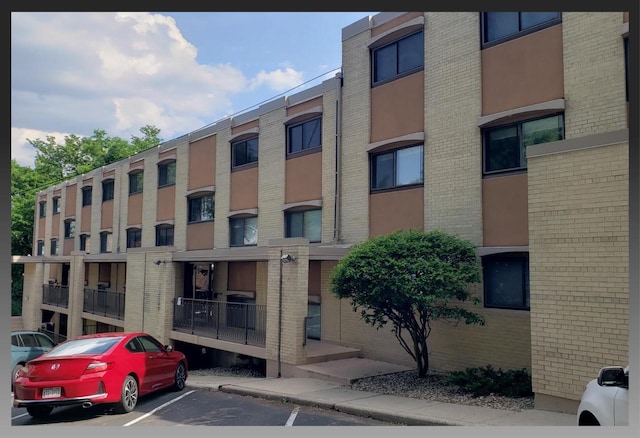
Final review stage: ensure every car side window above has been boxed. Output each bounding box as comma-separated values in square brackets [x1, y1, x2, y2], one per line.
[21, 334, 38, 347]
[125, 338, 144, 353]
[35, 334, 55, 348]
[11, 334, 22, 347]
[137, 336, 162, 353]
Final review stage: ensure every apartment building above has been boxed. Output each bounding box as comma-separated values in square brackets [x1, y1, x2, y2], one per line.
[14, 12, 630, 414]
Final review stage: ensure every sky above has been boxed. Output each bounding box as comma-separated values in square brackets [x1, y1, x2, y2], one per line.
[10, 11, 377, 168]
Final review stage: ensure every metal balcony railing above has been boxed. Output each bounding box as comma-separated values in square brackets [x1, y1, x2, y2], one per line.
[42, 285, 69, 308]
[172, 298, 266, 347]
[83, 288, 126, 320]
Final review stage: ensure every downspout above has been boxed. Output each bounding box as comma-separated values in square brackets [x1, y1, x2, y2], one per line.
[333, 72, 343, 243]
[278, 250, 283, 377]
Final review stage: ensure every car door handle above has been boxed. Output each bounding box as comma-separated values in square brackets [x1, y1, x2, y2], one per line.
[148, 355, 154, 359]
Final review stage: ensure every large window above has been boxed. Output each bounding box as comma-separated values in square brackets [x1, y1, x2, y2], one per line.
[285, 209, 321, 242]
[100, 232, 112, 253]
[39, 201, 46, 218]
[232, 137, 259, 168]
[188, 194, 215, 223]
[127, 228, 142, 248]
[156, 225, 174, 246]
[80, 234, 90, 253]
[50, 239, 58, 256]
[230, 217, 258, 246]
[287, 118, 321, 154]
[371, 144, 424, 190]
[483, 253, 530, 310]
[82, 187, 92, 206]
[482, 12, 560, 46]
[158, 161, 176, 187]
[64, 220, 75, 238]
[37, 240, 44, 256]
[483, 114, 564, 175]
[129, 171, 144, 194]
[102, 180, 114, 202]
[52, 198, 60, 215]
[372, 30, 424, 85]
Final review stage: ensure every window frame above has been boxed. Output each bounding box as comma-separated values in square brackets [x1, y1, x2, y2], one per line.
[481, 12, 561, 48]
[155, 225, 175, 247]
[64, 220, 76, 239]
[129, 171, 144, 195]
[371, 29, 424, 87]
[231, 136, 259, 169]
[37, 240, 44, 256]
[39, 201, 46, 218]
[102, 180, 114, 202]
[82, 187, 92, 207]
[126, 228, 142, 249]
[482, 252, 530, 311]
[79, 234, 90, 252]
[287, 117, 322, 156]
[100, 232, 112, 253]
[50, 238, 58, 256]
[229, 216, 258, 247]
[158, 161, 176, 187]
[285, 209, 322, 242]
[370, 144, 424, 192]
[188, 194, 215, 224]
[482, 113, 565, 177]
[52, 197, 60, 215]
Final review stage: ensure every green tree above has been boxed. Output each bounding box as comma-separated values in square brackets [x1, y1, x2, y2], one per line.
[331, 230, 485, 377]
[11, 125, 162, 315]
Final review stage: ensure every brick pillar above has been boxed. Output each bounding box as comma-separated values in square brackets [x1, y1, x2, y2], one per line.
[67, 253, 86, 337]
[21, 263, 45, 331]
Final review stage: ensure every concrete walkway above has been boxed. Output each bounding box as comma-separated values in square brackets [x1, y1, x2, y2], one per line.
[186, 374, 577, 426]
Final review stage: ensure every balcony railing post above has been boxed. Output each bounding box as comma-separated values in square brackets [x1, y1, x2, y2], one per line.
[190, 298, 195, 334]
[244, 304, 249, 344]
[216, 302, 220, 339]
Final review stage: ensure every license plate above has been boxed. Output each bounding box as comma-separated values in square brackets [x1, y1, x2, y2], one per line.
[42, 387, 61, 398]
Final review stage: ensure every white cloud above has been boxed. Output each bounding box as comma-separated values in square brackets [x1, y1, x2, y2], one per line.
[249, 68, 305, 92]
[11, 127, 73, 167]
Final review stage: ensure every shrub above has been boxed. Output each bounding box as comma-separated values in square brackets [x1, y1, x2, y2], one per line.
[446, 365, 533, 397]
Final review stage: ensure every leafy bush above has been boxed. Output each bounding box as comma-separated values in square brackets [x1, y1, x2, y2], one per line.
[446, 365, 533, 397]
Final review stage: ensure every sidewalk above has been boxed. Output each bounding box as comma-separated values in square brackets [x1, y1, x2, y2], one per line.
[186, 375, 577, 426]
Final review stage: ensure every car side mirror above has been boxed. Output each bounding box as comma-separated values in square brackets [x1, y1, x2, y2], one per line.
[165, 345, 173, 352]
[597, 366, 626, 387]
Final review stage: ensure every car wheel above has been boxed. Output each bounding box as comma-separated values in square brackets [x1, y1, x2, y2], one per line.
[11, 363, 23, 391]
[115, 375, 138, 414]
[172, 362, 186, 391]
[26, 406, 53, 418]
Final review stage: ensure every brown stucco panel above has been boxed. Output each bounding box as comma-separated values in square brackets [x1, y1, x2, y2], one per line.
[159, 149, 176, 161]
[481, 25, 564, 115]
[231, 119, 259, 135]
[228, 261, 257, 292]
[189, 135, 216, 190]
[127, 192, 143, 226]
[102, 170, 115, 179]
[308, 261, 321, 296]
[80, 206, 91, 232]
[63, 238, 74, 256]
[186, 221, 215, 251]
[371, 72, 424, 143]
[623, 12, 628, 22]
[101, 200, 114, 229]
[65, 184, 77, 217]
[285, 152, 322, 204]
[51, 213, 60, 237]
[230, 167, 258, 211]
[38, 217, 46, 239]
[286, 96, 323, 117]
[482, 174, 529, 246]
[157, 185, 176, 221]
[369, 187, 424, 236]
[372, 12, 424, 36]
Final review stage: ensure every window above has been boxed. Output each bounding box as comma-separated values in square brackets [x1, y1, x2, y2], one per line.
[158, 161, 176, 187]
[483, 253, 530, 310]
[188, 194, 214, 223]
[64, 220, 75, 238]
[37, 240, 44, 256]
[50, 239, 58, 256]
[39, 201, 46, 218]
[372, 30, 424, 85]
[80, 234, 90, 252]
[126, 228, 142, 248]
[156, 225, 174, 246]
[482, 12, 560, 46]
[100, 232, 112, 253]
[129, 171, 144, 194]
[371, 144, 424, 190]
[287, 118, 322, 154]
[483, 114, 564, 175]
[52, 198, 60, 215]
[82, 187, 92, 206]
[285, 210, 321, 242]
[231, 137, 259, 168]
[230, 217, 258, 246]
[102, 180, 114, 201]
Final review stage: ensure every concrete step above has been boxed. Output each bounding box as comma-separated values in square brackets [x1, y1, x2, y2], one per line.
[295, 357, 413, 385]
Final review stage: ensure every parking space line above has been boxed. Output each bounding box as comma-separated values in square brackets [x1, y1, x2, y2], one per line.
[285, 407, 300, 426]
[123, 390, 196, 427]
[12, 412, 29, 421]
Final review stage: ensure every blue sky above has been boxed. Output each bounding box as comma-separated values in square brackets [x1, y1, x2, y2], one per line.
[11, 12, 377, 167]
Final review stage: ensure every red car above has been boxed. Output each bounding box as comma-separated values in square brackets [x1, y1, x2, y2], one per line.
[13, 332, 188, 418]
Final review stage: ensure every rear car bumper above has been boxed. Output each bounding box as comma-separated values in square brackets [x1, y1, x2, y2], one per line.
[13, 392, 109, 409]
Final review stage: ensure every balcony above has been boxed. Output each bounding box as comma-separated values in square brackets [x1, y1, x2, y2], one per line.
[42, 284, 69, 308]
[172, 298, 266, 347]
[83, 288, 126, 320]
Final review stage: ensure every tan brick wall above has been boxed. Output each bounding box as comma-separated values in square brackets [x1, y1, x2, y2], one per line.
[256, 261, 268, 306]
[141, 154, 159, 247]
[562, 12, 627, 139]
[339, 25, 371, 243]
[528, 142, 629, 401]
[321, 88, 337, 242]
[424, 12, 483, 245]
[174, 140, 189, 249]
[214, 126, 232, 249]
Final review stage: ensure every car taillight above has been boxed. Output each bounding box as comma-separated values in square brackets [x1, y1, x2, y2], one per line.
[16, 366, 29, 378]
[83, 362, 112, 374]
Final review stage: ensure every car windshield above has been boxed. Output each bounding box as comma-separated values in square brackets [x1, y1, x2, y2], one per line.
[45, 337, 124, 357]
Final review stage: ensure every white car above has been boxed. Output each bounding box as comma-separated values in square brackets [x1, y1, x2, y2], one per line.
[577, 366, 629, 426]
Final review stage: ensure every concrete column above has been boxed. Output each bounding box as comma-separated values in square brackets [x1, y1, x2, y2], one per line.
[21, 263, 45, 331]
[66, 254, 86, 337]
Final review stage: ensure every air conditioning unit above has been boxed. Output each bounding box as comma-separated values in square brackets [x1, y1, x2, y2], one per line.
[97, 282, 110, 290]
